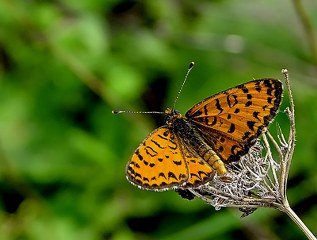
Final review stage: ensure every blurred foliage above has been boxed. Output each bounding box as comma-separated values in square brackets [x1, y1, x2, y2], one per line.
[0, 0, 317, 239]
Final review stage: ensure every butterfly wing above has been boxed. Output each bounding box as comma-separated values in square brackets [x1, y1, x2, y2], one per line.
[185, 79, 283, 162]
[126, 126, 214, 190]
[127, 126, 189, 190]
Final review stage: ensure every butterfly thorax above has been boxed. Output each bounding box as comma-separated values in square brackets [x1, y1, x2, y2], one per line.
[164, 108, 182, 127]
[165, 108, 227, 175]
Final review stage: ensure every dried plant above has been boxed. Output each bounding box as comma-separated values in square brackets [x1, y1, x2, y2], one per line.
[184, 69, 316, 240]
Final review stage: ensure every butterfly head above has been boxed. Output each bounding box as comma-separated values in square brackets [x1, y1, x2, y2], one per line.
[165, 108, 183, 128]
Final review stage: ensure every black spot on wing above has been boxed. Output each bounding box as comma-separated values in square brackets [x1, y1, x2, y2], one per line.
[163, 130, 169, 137]
[253, 111, 260, 120]
[218, 146, 224, 152]
[267, 88, 272, 96]
[204, 105, 208, 115]
[255, 81, 262, 92]
[173, 160, 182, 166]
[234, 108, 240, 113]
[189, 110, 203, 118]
[145, 146, 157, 157]
[215, 99, 223, 113]
[238, 84, 249, 93]
[267, 97, 273, 104]
[159, 133, 169, 140]
[159, 172, 167, 179]
[169, 142, 177, 150]
[136, 149, 143, 160]
[247, 121, 256, 131]
[168, 171, 177, 180]
[151, 138, 164, 149]
[227, 94, 238, 108]
[228, 123, 235, 133]
[134, 172, 141, 179]
[242, 131, 251, 140]
[245, 101, 252, 107]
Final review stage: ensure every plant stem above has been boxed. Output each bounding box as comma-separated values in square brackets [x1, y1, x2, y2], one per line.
[281, 203, 317, 240]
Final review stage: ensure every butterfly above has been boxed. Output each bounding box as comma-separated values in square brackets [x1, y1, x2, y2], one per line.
[122, 67, 283, 191]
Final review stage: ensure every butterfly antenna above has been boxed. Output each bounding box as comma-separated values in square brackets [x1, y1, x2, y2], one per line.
[112, 110, 165, 115]
[113, 62, 194, 115]
[172, 62, 195, 110]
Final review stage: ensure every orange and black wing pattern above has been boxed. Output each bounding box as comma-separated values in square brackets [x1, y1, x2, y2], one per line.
[126, 126, 214, 190]
[185, 79, 283, 162]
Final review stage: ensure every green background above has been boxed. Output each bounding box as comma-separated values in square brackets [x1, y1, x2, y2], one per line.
[0, 0, 316, 239]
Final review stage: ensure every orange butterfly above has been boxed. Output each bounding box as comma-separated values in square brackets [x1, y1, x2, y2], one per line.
[121, 64, 283, 191]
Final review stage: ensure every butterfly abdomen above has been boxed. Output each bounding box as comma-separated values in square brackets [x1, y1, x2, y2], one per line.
[171, 117, 227, 175]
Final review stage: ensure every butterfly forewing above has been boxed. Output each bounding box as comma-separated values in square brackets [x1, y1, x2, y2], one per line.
[185, 79, 283, 162]
[126, 126, 215, 190]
